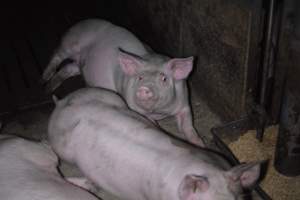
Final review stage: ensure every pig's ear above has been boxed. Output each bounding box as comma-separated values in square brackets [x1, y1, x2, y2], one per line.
[225, 162, 261, 188]
[166, 57, 194, 80]
[178, 174, 209, 200]
[118, 49, 144, 76]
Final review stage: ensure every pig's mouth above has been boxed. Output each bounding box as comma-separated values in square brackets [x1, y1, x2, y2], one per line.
[136, 98, 158, 111]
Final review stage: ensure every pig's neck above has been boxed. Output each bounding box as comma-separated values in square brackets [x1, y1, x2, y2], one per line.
[112, 67, 125, 93]
[144, 149, 202, 200]
[158, 156, 216, 200]
[138, 155, 180, 200]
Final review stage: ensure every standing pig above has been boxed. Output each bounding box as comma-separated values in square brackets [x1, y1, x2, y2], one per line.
[48, 88, 263, 200]
[0, 135, 100, 200]
[42, 19, 204, 147]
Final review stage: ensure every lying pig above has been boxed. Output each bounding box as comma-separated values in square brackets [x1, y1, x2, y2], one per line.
[48, 88, 262, 200]
[42, 19, 204, 147]
[0, 135, 100, 200]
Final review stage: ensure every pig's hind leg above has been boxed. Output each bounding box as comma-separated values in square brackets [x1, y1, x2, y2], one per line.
[45, 62, 80, 93]
[43, 49, 66, 82]
[42, 40, 81, 83]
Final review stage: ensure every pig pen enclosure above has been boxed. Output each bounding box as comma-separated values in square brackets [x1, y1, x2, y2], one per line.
[0, 0, 300, 199]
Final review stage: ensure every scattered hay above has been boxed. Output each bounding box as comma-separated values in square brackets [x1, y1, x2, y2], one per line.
[228, 126, 300, 200]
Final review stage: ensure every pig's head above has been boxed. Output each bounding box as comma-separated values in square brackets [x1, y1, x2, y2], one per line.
[118, 49, 193, 118]
[178, 162, 261, 200]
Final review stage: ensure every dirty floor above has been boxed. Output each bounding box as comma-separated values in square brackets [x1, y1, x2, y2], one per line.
[228, 126, 300, 200]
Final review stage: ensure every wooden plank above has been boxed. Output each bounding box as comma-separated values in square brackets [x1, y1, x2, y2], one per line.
[0, 37, 28, 106]
[25, 11, 66, 72]
[8, 28, 51, 107]
[25, 29, 53, 73]
[0, 3, 72, 114]
[10, 37, 40, 88]
[0, 63, 14, 115]
[23, 14, 57, 72]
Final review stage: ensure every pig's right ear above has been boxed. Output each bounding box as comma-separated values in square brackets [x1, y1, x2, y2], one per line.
[225, 161, 262, 189]
[178, 174, 209, 200]
[118, 49, 144, 76]
[166, 57, 194, 80]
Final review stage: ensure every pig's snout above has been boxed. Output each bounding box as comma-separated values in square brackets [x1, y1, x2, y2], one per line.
[136, 86, 154, 101]
[135, 86, 158, 111]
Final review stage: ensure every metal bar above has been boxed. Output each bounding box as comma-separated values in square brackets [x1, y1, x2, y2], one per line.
[256, 0, 277, 141]
[260, 0, 275, 107]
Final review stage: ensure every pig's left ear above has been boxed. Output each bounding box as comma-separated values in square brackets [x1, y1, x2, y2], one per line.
[178, 174, 209, 200]
[225, 162, 261, 188]
[118, 49, 144, 76]
[166, 57, 194, 80]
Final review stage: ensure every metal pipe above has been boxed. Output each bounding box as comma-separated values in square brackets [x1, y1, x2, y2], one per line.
[256, 0, 277, 141]
[260, 0, 275, 106]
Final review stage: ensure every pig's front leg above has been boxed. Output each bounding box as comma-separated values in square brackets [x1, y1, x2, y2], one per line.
[175, 107, 205, 147]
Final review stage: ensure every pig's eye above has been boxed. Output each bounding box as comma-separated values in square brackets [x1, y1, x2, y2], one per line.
[160, 73, 167, 82]
[138, 76, 143, 81]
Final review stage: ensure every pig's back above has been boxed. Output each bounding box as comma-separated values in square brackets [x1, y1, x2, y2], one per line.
[81, 19, 148, 90]
[49, 91, 181, 199]
[0, 169, 94, 200]
[69, 103, 176, 199]
[60, 19, 112, 51]
[66, 102, 231, 200]
[0, 138, 98, 200]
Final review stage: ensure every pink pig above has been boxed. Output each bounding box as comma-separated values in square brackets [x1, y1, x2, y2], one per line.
[48, 88, 263, 200]
[42, 19, 204, 147]
[0, 135, 100, 200]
